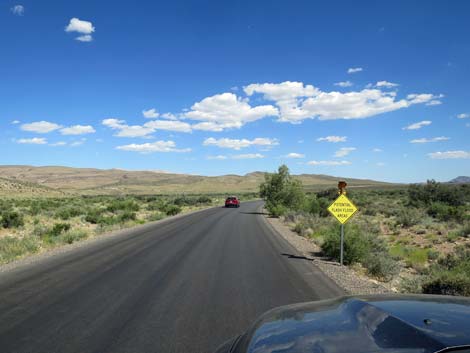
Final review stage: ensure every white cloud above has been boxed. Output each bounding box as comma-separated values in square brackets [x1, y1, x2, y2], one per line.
[372, 148, 383, 152]
[403, 120, 432, 130]
[75, 35, 93, 42]
[116, 141, 191, 153]
[376, 162, 386, 167]
[144, 120, 192, 133]
[70, 139, 86, 147]
[50, 141, 67, 147]
[407, 93, 444, 105]
[17, 137, 47, 144]
[334, 81, 353, 87]
[245, 81, 439, 123]
[161, 113, 179, 120]
[334, 147, 356, 157]
[11, 120, 20, 124]
[186, 92, 278, 131]
[307, 160, 351, 166]
[457, 113, 469, 119]
[102, 118, 191, 136]
[284, 153, 305, 159]
[207, 155, 228, 160]
[347, 67, 363, 74]
[232, 153, 264, 159]
[65, 18, 95, 34]
[11, 5, 24, 16]
[428, 151, 470, 159]
[65, 18, 95, 42]
[410, 136, 449, 143]
[60, 125, 96, 135]
[21, 121, 62, 133]
[203, 137, 279, 150]
[143, 108, 159, 118]
[376, 81, 399, 88]
[317, 135, 347, 143]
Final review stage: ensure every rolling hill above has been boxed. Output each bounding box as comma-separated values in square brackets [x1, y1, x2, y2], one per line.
[0, 165, 397, 196]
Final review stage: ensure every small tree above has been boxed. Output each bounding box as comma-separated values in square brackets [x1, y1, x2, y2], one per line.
[260, 165, 305, 216]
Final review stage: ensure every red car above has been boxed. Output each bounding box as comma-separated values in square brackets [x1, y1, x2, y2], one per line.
[225, 196, 240, 208]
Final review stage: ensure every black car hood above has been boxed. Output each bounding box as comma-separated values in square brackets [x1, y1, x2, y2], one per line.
[231, 294, 470, 353]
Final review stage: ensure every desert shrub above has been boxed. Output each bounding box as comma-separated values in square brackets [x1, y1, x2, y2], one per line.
[118, 211, 137, 222]
[422, 271, 470, 296]
[316, 188, 338, 201]
[395, 207, 420, 228]
[0, 236, 40, 263]
[365, 255, 400, 281]
[427, 203, 465, 222]
[321, 224, 371, 265]
[160, 204, 182, 216]
[304, 195, 321, 215]
[269, 204, 288, 217]
[55, 206, 83, 220]
[48, 223, 71, 237]
[60, 230, 88, 244]
[85, 209, 103, 224]
[1, 210, 24, 228]
[196, 195, 213, 204]
[147, 212, 164, 222]
[106, 199, 140, 213]
[408, 180, 465, 207]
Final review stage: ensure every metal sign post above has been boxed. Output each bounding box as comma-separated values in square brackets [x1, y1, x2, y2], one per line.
[327, 181, 358, 266]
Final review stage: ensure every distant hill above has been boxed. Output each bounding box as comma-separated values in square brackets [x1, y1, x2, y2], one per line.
[449, 176, 470, 184]
[0, 177, 66, 197]
[0, 165, 397, 196]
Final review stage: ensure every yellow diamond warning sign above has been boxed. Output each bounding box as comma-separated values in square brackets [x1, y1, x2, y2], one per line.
[327, 194, 358, 224]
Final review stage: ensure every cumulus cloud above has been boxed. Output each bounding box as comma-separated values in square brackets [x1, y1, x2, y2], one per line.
[284, 153, 305, 159]
[403, 120, 432, 130]
[102, 118, 191, 137]
[116, 141, 191, 153]
[372, 148, 383, 152]
[17, 137, 47, 144]
[11, 5, 24, 16]
[232, 153, 264, 159]
[21, 121, 62, 133]
[410, 136, 449, 143]
[307, 160, 351, 166]
[376, 81, 399, 88]
[317, 135, 347, 143]
[143, 108, 159, 118]
[11, 120, 20, 124]
[65, 18, 95, 41]
[428, 151, 470, 159]
[185, 92, 278, 131]
[60, 125, 96, 135]
[457, 113, 469, 119]
[407, 93, 444, 106]
[334, 147, 356, 157]
[334, 81, 353, 87]
[245, 81, 440, 123]
[347, 67, 363, 74]
[203, 137, 279, 150]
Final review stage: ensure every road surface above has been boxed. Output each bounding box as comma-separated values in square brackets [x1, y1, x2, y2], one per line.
[0, 201, 343, 353]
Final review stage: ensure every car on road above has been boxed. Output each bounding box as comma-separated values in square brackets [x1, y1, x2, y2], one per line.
[215, 294, 470, 353]
[225, 196, 240, 208]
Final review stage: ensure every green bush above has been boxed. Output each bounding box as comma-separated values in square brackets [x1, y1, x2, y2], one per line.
[260, 165, 306, 216]
[321, 224, 370, 265]
[365, 255, 400, 281]
[118, 211, 137, 222]
[106, 199, 140, 213]
[0, 236, 40, 263]
[1, 210, 24, 229]
[48, 223, 71, 237]
[162, 204, 181, 216]
[61, 230, 88, 244]
[427, 203, 465, 222]
[395, 207, 420, 228]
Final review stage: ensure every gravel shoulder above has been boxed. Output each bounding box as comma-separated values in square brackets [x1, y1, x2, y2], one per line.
[263, 211, 392, 295]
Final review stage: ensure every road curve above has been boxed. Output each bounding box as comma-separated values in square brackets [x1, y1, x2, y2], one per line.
[0, 201, 343, 353]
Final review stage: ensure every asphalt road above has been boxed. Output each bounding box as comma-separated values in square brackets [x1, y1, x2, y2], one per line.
[0, 201, 343, 353]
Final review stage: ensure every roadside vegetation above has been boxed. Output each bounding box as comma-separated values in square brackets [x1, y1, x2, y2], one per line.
[0, 194, 259, 264]
[261, 165, 470, 296]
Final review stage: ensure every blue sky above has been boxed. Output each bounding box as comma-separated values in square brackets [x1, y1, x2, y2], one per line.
[1, 0, 469, 182]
